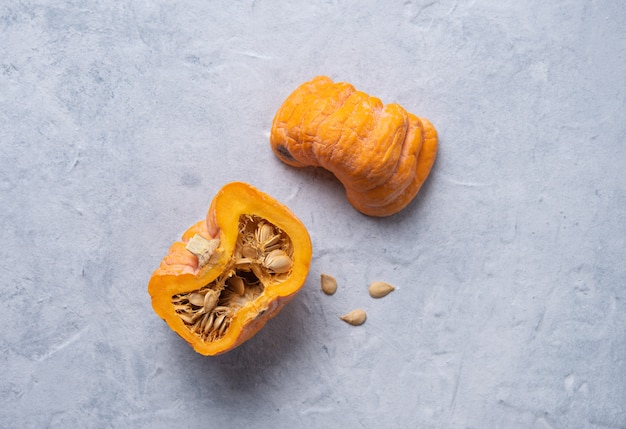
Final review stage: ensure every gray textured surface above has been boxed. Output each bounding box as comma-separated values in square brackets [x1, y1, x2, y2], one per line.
[1, 1, 625, 428]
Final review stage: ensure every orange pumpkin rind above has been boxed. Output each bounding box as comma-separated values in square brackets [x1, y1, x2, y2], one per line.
[270, 76, 438, 217]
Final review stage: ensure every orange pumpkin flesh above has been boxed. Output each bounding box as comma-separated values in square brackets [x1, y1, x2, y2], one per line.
[148, 182, 312, 356]
[270, 76, 438, 217]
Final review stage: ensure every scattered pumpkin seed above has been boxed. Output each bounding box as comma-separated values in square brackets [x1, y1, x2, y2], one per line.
[340, 309, 367, 326]
[368, 281, 395, 298]
[320, 274, 337, 295]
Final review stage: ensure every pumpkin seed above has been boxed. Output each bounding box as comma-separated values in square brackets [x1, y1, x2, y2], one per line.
[262, 234, 281, 251]
[200, 312, 214, 333]
[256, 223, 274, 244]
[190, 308, 206, 323]
[212, 313, 227, 331]
[368, 281, 395, 298]
[218, 320, 230, 336]
[263, 249, 293, 273]
[320, 274, 337, 295]
[203, 290, 219, 312]
[178, 313, 193, 325]
[227, 276, 245, 296]
[241, 244, 257, 259]
[340, 309, 367, 326]
[187, 292, 205, 307]
[191, 317, 203, 333]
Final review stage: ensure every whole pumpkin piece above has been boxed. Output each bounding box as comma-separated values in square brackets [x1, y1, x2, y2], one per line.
[270, 76, 438, 217]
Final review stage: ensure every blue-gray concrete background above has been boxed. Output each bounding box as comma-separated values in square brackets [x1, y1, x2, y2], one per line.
[1, 1, 625, 428]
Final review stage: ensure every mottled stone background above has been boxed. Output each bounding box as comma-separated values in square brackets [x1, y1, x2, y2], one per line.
[1, 1, 625, 428]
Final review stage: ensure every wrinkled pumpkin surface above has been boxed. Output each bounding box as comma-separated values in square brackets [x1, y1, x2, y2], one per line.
[270, 75, 438, 217]
[148, 182, 312, 356]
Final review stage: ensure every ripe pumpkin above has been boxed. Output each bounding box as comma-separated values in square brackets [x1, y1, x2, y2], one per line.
[270, 76, 438, 217]
[148, 182, 312, 356]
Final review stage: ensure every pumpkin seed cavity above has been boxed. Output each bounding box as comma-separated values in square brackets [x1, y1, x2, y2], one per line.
[172, 214, 294, 342]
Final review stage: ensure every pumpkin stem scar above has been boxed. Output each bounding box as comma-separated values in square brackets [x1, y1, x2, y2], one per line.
[186, 234, 220, 268]
[276, 144, 295, 162]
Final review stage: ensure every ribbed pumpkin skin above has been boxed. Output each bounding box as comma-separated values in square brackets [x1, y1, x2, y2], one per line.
[270, 76, 438, 217]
